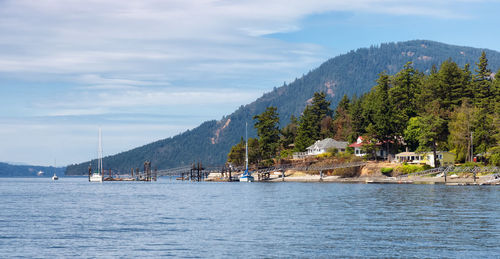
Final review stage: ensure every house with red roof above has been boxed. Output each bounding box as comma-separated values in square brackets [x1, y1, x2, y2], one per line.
[349, 136, 388, 159]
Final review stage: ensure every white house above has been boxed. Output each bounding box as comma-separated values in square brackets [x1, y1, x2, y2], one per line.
[395, 151, 455, 167]
[293, 138, 348, 159]
[349, 136, 387, 158]
[306, 138, 348, 156]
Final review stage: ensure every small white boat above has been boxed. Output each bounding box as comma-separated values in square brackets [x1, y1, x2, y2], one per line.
[89, 128, 104, 183]
[89, 173, 103, 182]
[51, 159, 59, 180]
[239, 122, 254, 182]
[239, 170, 254, 182]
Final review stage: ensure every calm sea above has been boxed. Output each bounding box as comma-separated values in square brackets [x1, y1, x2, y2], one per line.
[0, 177, 499, 258]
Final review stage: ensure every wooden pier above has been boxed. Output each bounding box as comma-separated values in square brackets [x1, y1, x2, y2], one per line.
[89, 161, 158, 182]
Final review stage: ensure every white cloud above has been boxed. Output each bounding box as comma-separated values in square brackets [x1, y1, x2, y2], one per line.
[0, 0, 482, 165]
[0, 0, 469, 75]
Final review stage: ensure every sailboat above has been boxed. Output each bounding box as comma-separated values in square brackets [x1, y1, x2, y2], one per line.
[89, 128, 104, 182]
[51, 159, 59, 180]
[239, 122, 254, 182]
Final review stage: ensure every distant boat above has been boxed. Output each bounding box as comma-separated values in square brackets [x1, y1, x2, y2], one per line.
[89, 128, 103, 183]
[37, 170, 44, 176]
[239, 122, 254, 182]
[51, 159, 59, 180]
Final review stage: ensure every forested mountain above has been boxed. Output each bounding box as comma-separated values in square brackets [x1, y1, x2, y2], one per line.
[0, 162, 65, 177]
[65, 40, 500, 175]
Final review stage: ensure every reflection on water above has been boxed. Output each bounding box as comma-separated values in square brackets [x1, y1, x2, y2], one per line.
[0, 178, 499, 258]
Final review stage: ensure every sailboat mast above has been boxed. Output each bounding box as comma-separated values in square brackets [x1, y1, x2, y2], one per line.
[98, 128, 103, 174]
[245, 122, 248, 171]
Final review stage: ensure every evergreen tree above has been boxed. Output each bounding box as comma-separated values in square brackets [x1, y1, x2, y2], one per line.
[473, 51, 493, 108]
[280, 115, 298, 150]
[248, 138, 261, 166]
[348, 95, 365, 142]
[448, 102, 474, 162]
[227, 137, 246, 166]
[416, 64, 439, 114]
[373, 73, 393, 141]
[461, 63, 474, 102]
[404, 113, 447, 167]
[319, 116, 334, 139]
[493, 69, 500, 106]
[253, 106, 280, 160]
[372, 72, 394, 157]
[390, 62, 421, 135]
[437, 60, 467, 110]
[471, 109, 496, 155]
[331, 94, 352, 140]
[294, 92, 332, 151]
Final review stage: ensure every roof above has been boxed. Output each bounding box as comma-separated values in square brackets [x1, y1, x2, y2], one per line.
[348, 136, 390, 148]
[396, 151, 455, 156]
[349, 142, 363, 148]
[307, 138, 348, 150]
[395, 152, 418, 157]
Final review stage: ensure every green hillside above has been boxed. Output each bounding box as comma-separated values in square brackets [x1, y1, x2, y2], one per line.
[65, 40, 500, 175]
[0, 162, 65, 177]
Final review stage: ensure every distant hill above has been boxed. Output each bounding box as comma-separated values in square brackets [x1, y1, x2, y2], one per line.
[0, 162, 65, 177]
[65, 40, 500, 175]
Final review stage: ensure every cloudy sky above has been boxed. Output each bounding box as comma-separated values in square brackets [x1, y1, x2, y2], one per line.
[1, 0, 500, 166]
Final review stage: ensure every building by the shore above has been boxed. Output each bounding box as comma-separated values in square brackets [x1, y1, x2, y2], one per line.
[293, 138, 348, 159]
[349, 136, 388, 158]
[395, 151, 455, 167]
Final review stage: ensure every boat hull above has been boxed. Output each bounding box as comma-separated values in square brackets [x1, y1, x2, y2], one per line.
[89, 174, 103, 182]
[239, 175, 254, 182]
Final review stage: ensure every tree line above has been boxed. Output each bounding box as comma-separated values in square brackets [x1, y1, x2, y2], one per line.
[227, 52, 500, 167]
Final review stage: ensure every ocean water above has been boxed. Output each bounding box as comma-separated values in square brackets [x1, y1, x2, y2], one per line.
[0, 177, 499, 258]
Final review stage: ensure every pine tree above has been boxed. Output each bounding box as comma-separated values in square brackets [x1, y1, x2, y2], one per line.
[471, 109, 496, 155]
[404, 112, 447, 167]
[280, 115, 298, 150]
[437, 60, 467, 110]
[348, 95, 365, 142]
[253, 106, 280, 160]
[390, 62, 421, 135]
[473, 51, 493, 108]
[448, 102, 474, 162]
[373, 72, 393, 140]
[294, 92, 332, 151]
[331, 94, 352, 140]
[372, 72, 394, 157]
[227, 137, 245, 166]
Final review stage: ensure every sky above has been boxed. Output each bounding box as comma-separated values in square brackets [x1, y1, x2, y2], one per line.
[1, 0, 500, 166]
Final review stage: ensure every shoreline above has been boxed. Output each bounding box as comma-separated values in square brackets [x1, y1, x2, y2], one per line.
[207, 173, 499, 185]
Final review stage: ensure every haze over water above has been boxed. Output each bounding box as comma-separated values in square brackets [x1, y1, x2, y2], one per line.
[1, 178, 499, 258]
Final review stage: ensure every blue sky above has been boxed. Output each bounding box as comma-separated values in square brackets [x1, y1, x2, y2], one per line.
[1, 0, 500, 166]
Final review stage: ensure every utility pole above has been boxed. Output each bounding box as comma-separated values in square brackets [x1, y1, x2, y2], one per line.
[471, 131, 474, 162]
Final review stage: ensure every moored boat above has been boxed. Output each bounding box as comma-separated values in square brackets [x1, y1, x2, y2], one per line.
[239, 122, 254, 182]
[89, 128, 104, 183]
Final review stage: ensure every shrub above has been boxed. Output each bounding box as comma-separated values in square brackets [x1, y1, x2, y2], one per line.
[380, 167, 393, 176]
[326, 147, 339, 155]
[280, 149, 293, 159]
[317, 153, 332, 159]
[488, 146, 500, 166]
[395, 164, 426, 175]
